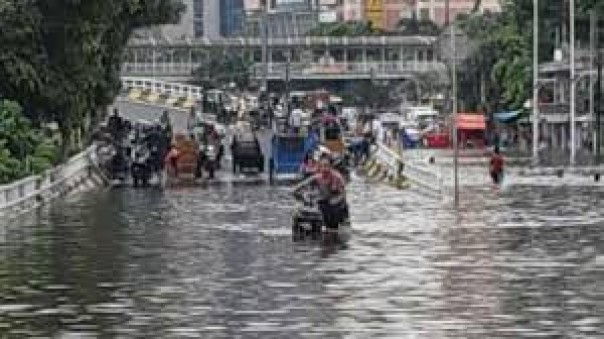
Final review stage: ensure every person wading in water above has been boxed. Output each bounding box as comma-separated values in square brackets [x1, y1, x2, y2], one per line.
[489, 146, 504, 185]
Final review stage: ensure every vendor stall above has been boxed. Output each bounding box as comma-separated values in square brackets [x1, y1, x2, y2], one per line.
[455, 113, 486, 148]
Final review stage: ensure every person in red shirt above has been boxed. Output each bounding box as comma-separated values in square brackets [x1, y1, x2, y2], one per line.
[165, 144, 180, 178]
[489, 146, 504, 185]
[293, 155, 347, 229]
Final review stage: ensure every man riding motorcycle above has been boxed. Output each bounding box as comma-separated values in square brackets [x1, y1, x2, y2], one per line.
[293, 155, 348, 230]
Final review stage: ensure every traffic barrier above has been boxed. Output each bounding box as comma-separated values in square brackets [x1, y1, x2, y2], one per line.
[125, 88, 196, 111]
[358, 143, 408, 190]
[369, 142, 445, 195]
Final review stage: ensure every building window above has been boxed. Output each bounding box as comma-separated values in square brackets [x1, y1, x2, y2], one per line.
[194, 21, 204, 38]
[420, 8, 430, 20]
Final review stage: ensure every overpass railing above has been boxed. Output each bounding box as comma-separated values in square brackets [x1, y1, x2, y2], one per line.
[121, 61, 446, 78]
[252, 61, 446, 76]
[127, 35, 438, 48]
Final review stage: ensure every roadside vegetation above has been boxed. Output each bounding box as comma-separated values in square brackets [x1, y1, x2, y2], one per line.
[0, 0, 183, 183]
[457, 0, 604, 113]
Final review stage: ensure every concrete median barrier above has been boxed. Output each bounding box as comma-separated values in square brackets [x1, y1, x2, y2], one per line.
[125, 88, 192, 111]
[358, 144, 408, 190]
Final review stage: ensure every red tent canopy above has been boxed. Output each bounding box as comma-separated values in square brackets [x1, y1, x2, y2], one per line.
[455, 114, 486, 130]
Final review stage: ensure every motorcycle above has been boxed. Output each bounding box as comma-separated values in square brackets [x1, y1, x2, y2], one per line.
[109, 147, 129, 183]
[131, 147, 151, 188]
[196, 143, 219, 179]
[292, 189, 350, 238]
[292, 190, 324, 236]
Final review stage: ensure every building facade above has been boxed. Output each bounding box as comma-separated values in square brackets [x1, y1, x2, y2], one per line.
[244, 0, 318, 37]
[413, 0, 501, 26]
[221, 0, 246, 36]
[537, 48, 593, 157]
[342, 0, 363, 21]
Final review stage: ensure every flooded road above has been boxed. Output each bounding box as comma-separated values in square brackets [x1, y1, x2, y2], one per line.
[1, 178, 603, 338]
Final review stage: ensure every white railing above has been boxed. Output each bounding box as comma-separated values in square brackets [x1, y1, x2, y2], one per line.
[0, 147, 96, 216]
[375, 142, 444, 196]
[374, 142, 404, 176]
[121, 60, 447, 78]
[127, 35, 438, 48]
[120, 77, 203, 99]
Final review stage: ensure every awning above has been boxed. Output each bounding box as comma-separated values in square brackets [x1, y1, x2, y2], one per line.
[493, 110, 523, 123]
[456, 114, 486, 130]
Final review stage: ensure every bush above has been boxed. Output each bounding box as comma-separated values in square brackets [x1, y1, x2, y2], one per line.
[0, 99, 58, 184]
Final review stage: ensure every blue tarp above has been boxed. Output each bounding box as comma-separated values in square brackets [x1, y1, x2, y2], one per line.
[400, 129, 420, 148]
[493, 110, 523, 123]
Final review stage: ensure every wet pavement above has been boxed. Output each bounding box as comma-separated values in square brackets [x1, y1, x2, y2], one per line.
[1, 173, 604, 338]
[112, 100, 190, 133]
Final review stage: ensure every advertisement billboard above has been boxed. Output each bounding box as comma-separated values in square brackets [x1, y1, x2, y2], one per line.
[319, 10, 338, 23]
[272, 0, 310, 11]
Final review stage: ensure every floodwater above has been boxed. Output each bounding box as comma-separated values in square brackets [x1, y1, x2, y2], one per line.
[1, 177, 603, 338]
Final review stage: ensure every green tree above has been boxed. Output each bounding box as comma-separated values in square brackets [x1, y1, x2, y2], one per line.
[192, 51, 252, 89]
[0, 0, 184, 160]
[0, 99, 57, 183]
[397, 17, 440, 35]
[307, 21, 383, 36]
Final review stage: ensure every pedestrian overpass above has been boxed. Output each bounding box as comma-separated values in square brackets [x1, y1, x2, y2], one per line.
[121, 36, 447, 82]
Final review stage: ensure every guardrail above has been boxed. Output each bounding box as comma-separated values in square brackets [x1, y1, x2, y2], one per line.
[0, 147, 100, 218]
[373, 142, 445, 196]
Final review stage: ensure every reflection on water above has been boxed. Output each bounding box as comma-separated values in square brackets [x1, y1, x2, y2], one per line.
[0, 178, 603, 338]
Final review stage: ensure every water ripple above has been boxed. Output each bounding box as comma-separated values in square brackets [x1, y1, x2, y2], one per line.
[0, 180, 603, 337]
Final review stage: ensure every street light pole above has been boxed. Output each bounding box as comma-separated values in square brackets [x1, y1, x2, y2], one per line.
[590, 10, 596, 154]
[597, 24, 602, 163]
[570, 0, 576, 165]
[597, 54, 602, 163]
[451, 22, 459, 207]
[261, 0, 269, 93]
[532, 0, 540, 165]
[285, 50, 291, 117]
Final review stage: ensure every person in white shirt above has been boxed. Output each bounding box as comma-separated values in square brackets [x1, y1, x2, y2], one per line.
[290, 108, 303, 133]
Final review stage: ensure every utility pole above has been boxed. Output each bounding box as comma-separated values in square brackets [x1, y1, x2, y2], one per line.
[532, 0, 540, 165]
[591, 10, 596, 154]
[261, 0, 269, 93]
[570, 0, 576, 165]
[285, 50, 291, 118]
[597, 21, 602, 164]
[451, 22, 459, 207]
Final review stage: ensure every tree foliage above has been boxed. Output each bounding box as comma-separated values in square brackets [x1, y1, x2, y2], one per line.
[456, 0, 604, 113]
[192, 51, 253, 90]
[307, 21, 384, 36]
[0, 0, 183, 161]
[396, 17, 440, 36]
[0, 100, 58, 184]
